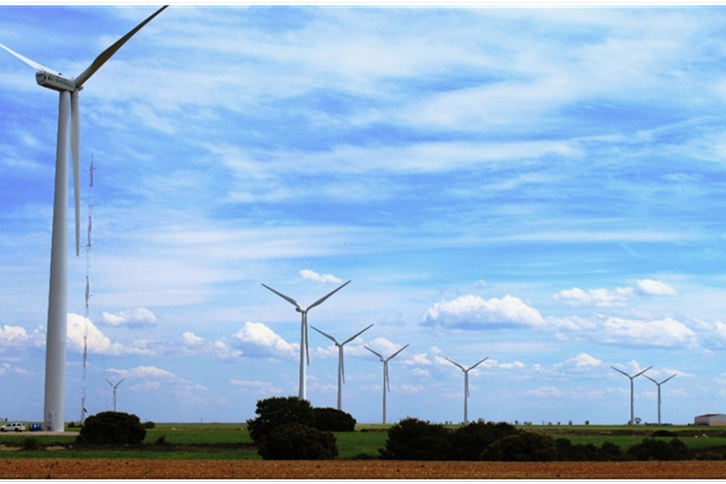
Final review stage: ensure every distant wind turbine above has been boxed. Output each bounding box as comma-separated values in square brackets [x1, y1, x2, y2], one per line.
[106, 378, 125, 412]
[365, 343, 409, 424]
[611, 365, 652, 425]
[445, 356, 488, 424]
[0, 6, 167, 432]
[262, 280, 351, 400]
[311, 324, 373, 411]
[643, 373, 677, 425]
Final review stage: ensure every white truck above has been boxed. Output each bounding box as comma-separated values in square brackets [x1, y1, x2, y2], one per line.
[0, 422, 26, 432]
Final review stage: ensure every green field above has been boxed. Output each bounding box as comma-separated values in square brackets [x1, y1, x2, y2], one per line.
[0, 423, 724, 460]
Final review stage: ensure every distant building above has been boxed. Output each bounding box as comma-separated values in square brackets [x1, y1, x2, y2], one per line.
[694, 414, 726, 426]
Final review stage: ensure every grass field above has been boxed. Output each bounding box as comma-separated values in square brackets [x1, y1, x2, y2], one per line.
[0, 423, 724, 460]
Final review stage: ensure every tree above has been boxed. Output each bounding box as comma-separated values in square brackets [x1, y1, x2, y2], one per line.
[448, 421, 520, 461]
[257, 422, 338, 460]
[480, 431, 558, 462]
[76, 411, 146, 445]
[380, 418, 452, 460]
[313, 407, 356, 432]
[246, 396, 315, 444]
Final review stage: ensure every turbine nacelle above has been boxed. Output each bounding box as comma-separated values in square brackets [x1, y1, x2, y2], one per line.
[35, 72, 77, 92]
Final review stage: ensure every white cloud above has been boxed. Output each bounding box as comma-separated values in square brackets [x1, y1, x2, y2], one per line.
[229, 379, 283, 395]
[108, 365, 183, 382]
[637, 279, 678, 296]
[553, 287, 634, 307]
[404, 353, 432, 366]
[600, 316, 696, 348]
[232, 322, 297, 359]
[299, 269, 343, 284]
[421, 295, 545, 330]
[526, 386, 563, 398]
[0, 324, 44, 350]
[100, 307, 158, 328]
[182, 332, 205, 346]
[554, 353, 603, 373]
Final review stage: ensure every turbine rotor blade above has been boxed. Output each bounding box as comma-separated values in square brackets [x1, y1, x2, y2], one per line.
[71, 90, 81, 257]
[610, 366, 630, 378]
[470, 356, 489, 371]
[0, 42, 62, 75]
[445, 357, 465, 372]
[304, 313, 310, 366]
[364, 345, 384, 360]
[310, 325, 338, 345]
[307, 280, 351, 311]
[643, 374, 658, 384]
[75, 5, 168, 87]
[340, 346, 345, 384]
[261, 283, 300, 308]
[342, 323, 374, 345]
[633, 366, 652, 378]
[662, 374, 677, 384]
[388, 343, 409, 361]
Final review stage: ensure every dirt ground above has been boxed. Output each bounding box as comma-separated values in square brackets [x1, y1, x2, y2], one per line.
[2, 459, 726, 479]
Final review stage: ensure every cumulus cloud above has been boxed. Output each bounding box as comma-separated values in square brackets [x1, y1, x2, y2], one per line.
[600, 316, 696, 348]
[553, 287, 633, 307]
[422, 295, 545, 330]
[554, 353, 603, 372]
[108, 365, 183, 381]
[553, 280, 677, 308]
[404, 353, 432, 366]
[100, 307, 158, 328]
[231, 322, 297, 359]
[636, 279, 678, 296]
[299, 269, 343, 284]
[0, 324, 44, 351]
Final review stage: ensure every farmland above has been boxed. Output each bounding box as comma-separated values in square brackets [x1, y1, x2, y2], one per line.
[1, 423, 726, 478]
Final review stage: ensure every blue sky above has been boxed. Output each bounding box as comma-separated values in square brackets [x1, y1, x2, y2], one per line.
[1, 4, 726, 426]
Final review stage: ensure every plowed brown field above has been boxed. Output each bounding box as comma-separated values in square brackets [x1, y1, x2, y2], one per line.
[2, 459, 726, 479]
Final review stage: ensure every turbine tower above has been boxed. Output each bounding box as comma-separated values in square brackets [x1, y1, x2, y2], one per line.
[445, 356, 488, 424]
[311, 324, 373, 411]
[262, 280, 351, 400]
[364, 343, 409, 424]
[643, 373, 676, 425]
[0, 6, 168, 432]
[611, 365, 651, 425]
[106, 379, 124, 412]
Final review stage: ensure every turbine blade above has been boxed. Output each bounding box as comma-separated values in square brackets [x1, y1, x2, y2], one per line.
[75, 5, 168, 87]
[307, 280, 351, 311]
[261, 283, 301, 308]
[340, 346, 345, 384]
[445, 357, 465, 372]
[662, 374, 677, 384]
[310, 325, 338, 344]
[71, 90, 81, 257]
[643, 374, 658, 384]
[304, 313, 310, 366]
[388, 343, 409, 361]
[610, 366, 630, 378]
[470, 356, 489, 370]
[0, 42, 62, 75]
[342, 323, 374, 345]
[633, 366, 652, 378]
[364, 345, 384, 360]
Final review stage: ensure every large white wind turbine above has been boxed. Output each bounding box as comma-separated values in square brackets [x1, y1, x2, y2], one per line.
[262, 280, 351, 400]
[445, 356, 488, 424]
[0, 6, 168, 431]
[364, 343, 409, 424]
[311, 324, 373, 411]
[643, 373, 676, 425]
[611, 365, 652, 425]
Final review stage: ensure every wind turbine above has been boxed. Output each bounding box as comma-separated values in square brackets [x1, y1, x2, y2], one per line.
[364, 343, 409, 424]
[611, 365, 652, 425]
[445, 356, 488, 424]
[262, 280, 351, 400]
[643, 373, 677, 425]
[311, 324, 373, 411]
[106, 378, 124, 412]
[0, 6, 167, 432]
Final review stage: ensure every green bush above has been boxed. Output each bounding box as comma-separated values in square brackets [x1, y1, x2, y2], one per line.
[143, 421, 156, 429]
[448, 421, 520, 461]
[257, 422, 338, 460]
[246, 396, 316, 444]
[313, 407, 356, 432]
[651, 429, 677, 438]
[21, 437, 39, 451]
[627, 438, 692, 461]
[76, 411, 146, 445]
[380, 417, 451, 460]
[480, 431, 558, 462]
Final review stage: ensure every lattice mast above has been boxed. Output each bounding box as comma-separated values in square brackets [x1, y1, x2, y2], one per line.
[80, 160, 95, 424]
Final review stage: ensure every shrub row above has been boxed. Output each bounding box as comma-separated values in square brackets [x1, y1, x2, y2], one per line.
[381, 418, 694, 462]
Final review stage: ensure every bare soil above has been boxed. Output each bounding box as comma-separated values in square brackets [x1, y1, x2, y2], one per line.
[2, 459, 726, 479]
